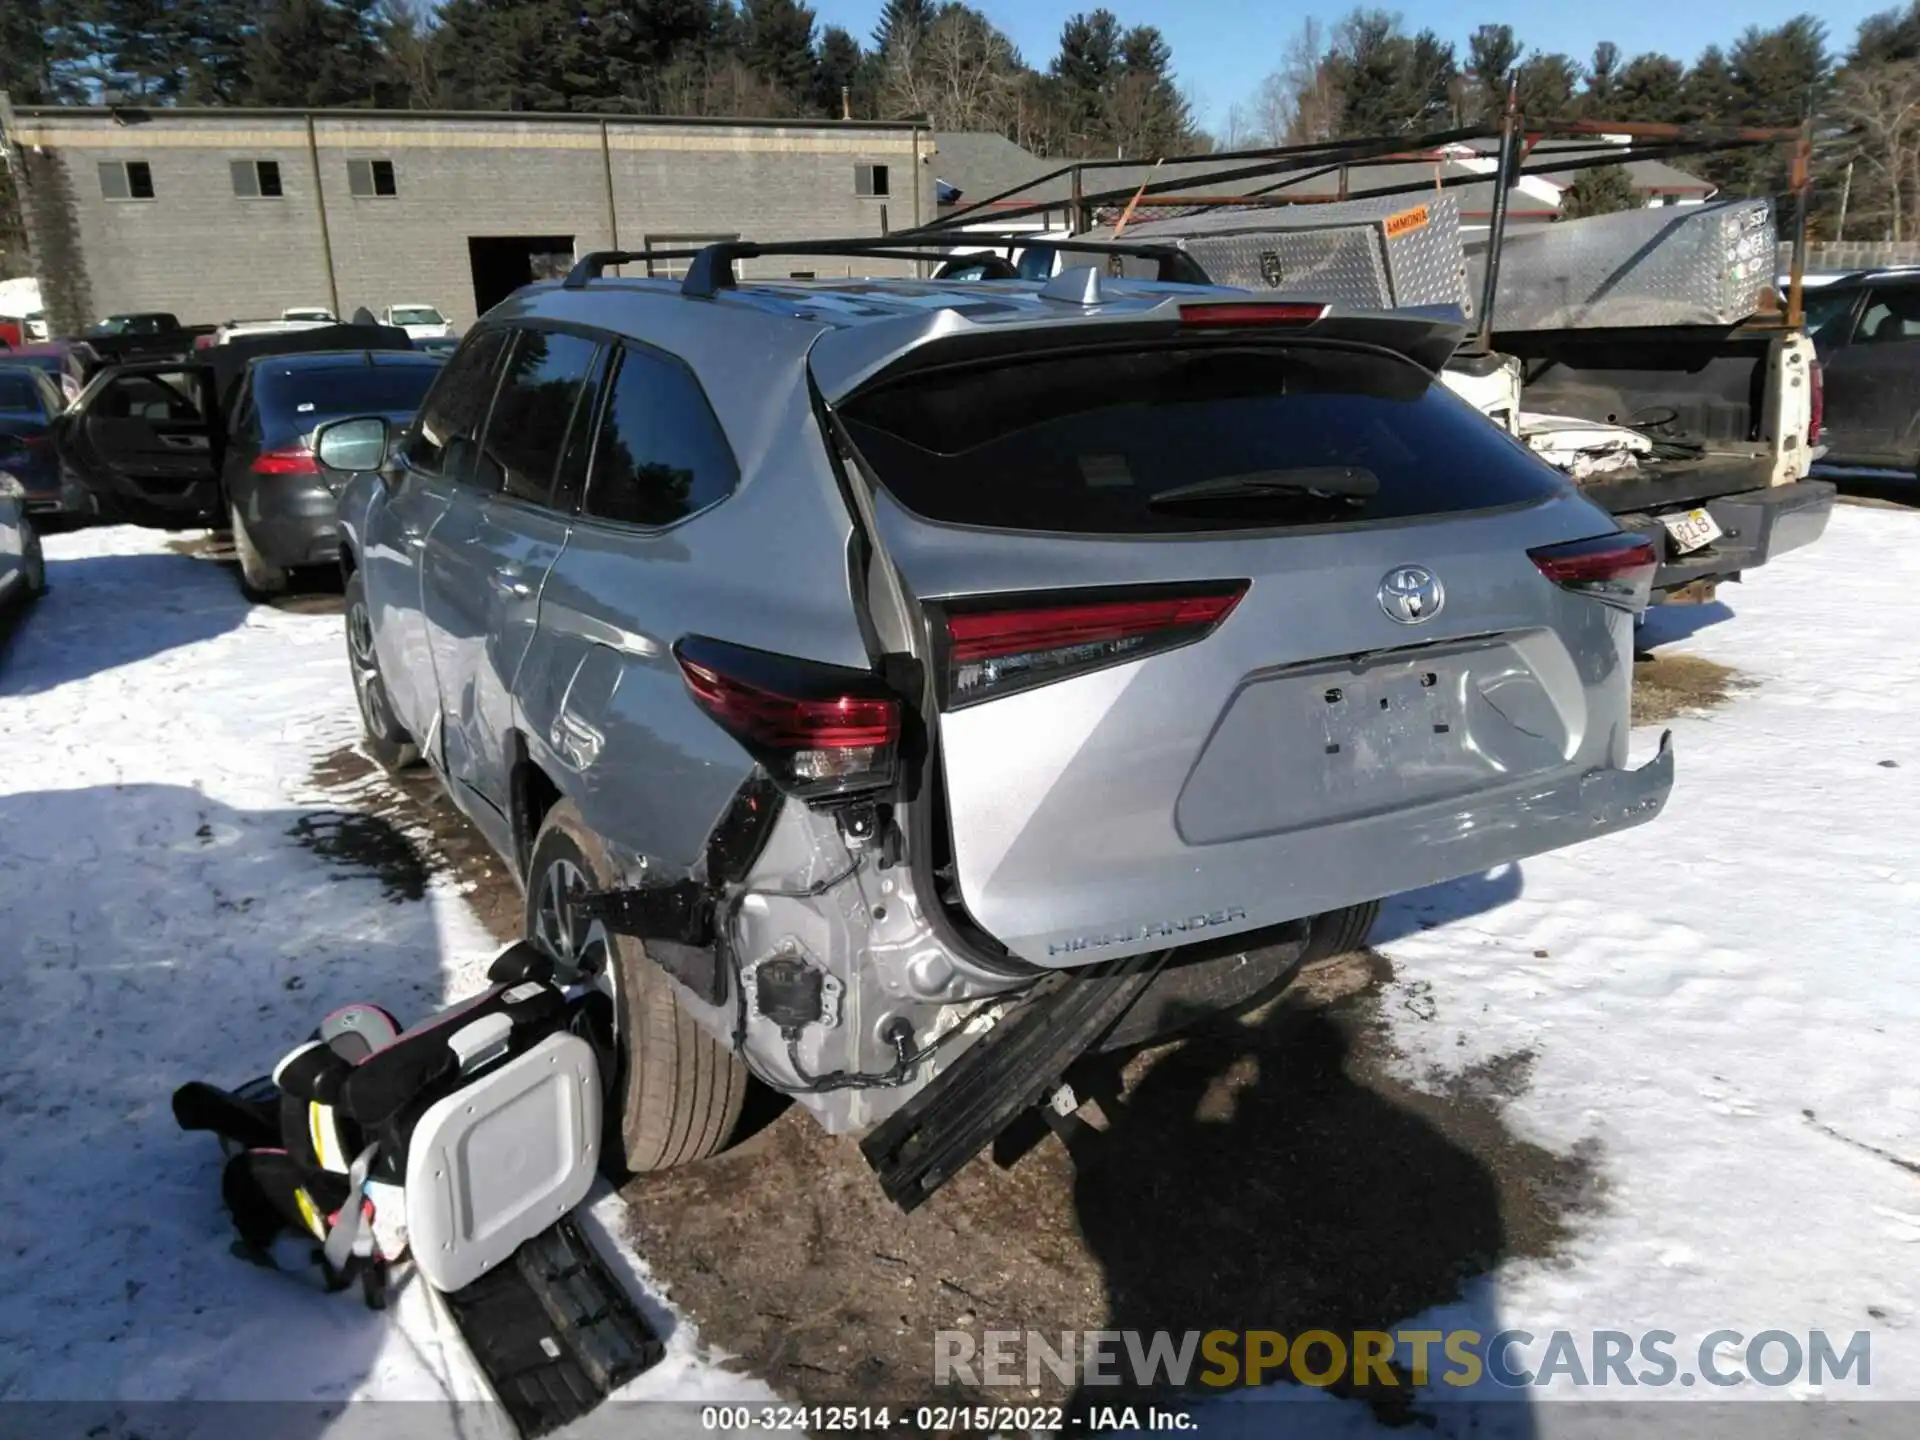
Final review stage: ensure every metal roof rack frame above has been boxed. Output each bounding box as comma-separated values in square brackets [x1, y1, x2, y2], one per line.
[561, 233, 1214, 297]
[915, 98, 1813, 344]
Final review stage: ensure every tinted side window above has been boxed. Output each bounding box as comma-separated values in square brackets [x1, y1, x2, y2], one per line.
[1804, 286, 1860, 347]
[1858, 287, 1920, 344]
[402, 330, 509, 486]
[96, 371, 205, 422]
[484, 330, 603, 506]
[582, 346, 738, 528]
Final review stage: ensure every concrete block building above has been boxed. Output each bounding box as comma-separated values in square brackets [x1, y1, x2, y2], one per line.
[0, 99, 935, 334]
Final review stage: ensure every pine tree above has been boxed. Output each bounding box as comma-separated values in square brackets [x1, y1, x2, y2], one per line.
[1325, 11, 1408, 135]
[1853, 2, 1920, 66]
[1515, 52, 1578, 122]
[243, 0, 398, 108]
[1719, 16, 1830, 196]
[809, 24, 866, 117]
[1110, 23, 1193, 155]
[1614, 52, 1685, 122]
[1052, 9, 1122, 145]
[1680, 45, 1736, 125]
[1584, 41, 1621, 115]
[871, 0, 933, 58]
[431, 0, 572, 111]
[179, 0, 261, 104]
[1561, 164, 1639, 217]
[741, 0, 817, 108]
[1323, 12, 1456, 137]
[1466, 23, 1521, 118]
[0, 0, 72, 103]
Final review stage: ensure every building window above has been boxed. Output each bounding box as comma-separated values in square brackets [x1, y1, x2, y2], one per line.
[641, 234, 738, 280]
[856, 164, 890, 198]
[99, 160, 155, 201]
[230, 159, 284, 199]
[347, 158, 397, 198]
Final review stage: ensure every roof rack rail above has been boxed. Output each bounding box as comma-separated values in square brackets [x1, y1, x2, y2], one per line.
[560, 233, 1213, 298]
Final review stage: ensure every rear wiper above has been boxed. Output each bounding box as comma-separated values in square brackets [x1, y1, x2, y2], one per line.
[1146, 466, 1379, 509]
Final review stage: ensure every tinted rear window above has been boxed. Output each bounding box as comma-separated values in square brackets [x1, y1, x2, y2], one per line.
[839, 343, 1567, 534]
[257, 361, 441, 441]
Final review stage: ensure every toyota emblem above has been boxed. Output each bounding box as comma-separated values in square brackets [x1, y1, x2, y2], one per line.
[1378, 565, 1445, 625]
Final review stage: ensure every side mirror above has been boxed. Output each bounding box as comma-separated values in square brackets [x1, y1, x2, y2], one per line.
[313, 416, 390, 474]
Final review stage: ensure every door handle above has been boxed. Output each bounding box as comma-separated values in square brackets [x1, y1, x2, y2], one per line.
[399, 528, 426, 551]
[490, 568, 531, 598]
[158, 433, 208, 451]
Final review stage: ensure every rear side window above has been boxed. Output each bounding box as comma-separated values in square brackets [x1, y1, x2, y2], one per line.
[581, 345, 737, 528]
[838, 343, 1567, 535]
[256, 361, 442, 445]
[483, 330, 603, 506]
[402, 330, 509, 486]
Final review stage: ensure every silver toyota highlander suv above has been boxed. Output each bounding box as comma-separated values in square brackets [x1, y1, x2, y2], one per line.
[324, 236, 1674, 1209]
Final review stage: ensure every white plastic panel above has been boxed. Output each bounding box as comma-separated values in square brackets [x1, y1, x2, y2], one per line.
[405, 1031, 601, 1293]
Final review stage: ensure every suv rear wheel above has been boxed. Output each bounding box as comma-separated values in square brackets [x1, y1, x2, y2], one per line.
[344, 568, 420, 771]
[1302, 899, 1381, 964]
[525, 799, 746, 1176]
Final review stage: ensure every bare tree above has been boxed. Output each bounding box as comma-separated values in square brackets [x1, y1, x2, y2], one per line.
[1238, 18, 1343, 146]
[880, 8, 1024, 133]
[375, 0, 441, 109]
[1830, 60, 1920, 241]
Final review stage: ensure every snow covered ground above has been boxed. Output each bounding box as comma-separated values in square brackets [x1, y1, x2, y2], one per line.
[0, 509, 1914, 1436]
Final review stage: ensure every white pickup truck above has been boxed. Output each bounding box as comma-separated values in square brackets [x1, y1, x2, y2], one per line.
[1437, 310, 1830, 602]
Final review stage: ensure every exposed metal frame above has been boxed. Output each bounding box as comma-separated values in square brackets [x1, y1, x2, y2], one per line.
[917, 115, 1813, 339]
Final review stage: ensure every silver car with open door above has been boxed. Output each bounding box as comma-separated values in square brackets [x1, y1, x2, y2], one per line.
[330, 237, 1673, 1209]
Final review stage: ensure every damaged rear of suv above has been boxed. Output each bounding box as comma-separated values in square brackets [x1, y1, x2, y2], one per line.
[332, 237, 1673, 1211]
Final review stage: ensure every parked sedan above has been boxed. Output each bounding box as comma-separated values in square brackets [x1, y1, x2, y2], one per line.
[54, 335, 440, 594]
[381, 304, 456, 342]
[0, 364, 71, 515]
[5, 342, 96, 404]
[0, 473, 47, 613]
[223, 350, 443, 593]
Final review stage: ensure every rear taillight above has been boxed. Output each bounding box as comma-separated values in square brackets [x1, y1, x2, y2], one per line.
[1178, 302, 1328, 328]
[251, 445, 321, 476]
[1808, 360, 1823, 447]
[939, 583, 1247, 706]
[1529, 533, 1658, 612]
[675, 636, 900, 803]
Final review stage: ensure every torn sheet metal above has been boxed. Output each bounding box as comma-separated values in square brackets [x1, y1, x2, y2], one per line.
[1519, 412, 1655, 480]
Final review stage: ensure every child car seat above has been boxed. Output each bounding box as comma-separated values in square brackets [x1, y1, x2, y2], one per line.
[173, 942, 601, 1307]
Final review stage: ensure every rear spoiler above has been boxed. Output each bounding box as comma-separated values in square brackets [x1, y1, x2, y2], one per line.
[810, 291, 1471, 401]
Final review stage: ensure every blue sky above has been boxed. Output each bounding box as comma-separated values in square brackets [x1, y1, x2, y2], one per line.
[809, 0, 1890, 132]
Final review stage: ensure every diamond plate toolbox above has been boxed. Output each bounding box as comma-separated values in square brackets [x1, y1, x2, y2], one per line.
[1095, 193, 1473, 314]
[1467, 198, 1777, 330]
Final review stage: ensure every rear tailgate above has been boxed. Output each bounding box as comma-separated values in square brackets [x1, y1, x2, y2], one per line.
[830, 324, 1670, 965]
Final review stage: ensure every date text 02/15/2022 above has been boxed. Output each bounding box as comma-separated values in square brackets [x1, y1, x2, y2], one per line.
[698, 1406, 1197, 1431]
